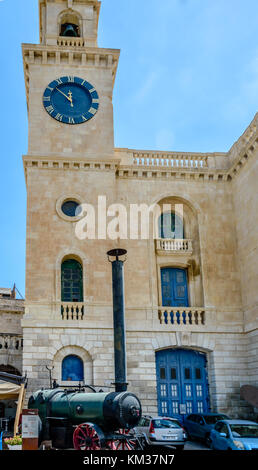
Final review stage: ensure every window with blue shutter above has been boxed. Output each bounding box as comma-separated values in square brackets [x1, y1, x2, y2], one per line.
[62, 355, 84, 381]
[161, 268, 189, 307]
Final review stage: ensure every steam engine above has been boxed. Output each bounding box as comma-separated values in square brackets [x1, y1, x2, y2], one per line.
[28, 388, 142, 449]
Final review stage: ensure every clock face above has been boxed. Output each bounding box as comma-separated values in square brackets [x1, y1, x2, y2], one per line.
[43, 76, 99, 125]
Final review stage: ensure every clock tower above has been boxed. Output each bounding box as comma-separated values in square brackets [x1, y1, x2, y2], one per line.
[23, 0, 119, 159]
[22, 0, 121, 392]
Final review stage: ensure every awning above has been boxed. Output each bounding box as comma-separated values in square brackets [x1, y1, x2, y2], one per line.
[0, 381, 21, 400]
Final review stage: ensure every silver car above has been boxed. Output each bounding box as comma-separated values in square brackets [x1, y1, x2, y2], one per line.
[133, 415, 187, 450]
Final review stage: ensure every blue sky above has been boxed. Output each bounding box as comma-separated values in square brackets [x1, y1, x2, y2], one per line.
[0, 0, 258, 296]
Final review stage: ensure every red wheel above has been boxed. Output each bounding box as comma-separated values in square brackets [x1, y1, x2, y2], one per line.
[73, 423, 102, 450]
[105, 440, 117, 450]
[113, 429, 137, 450]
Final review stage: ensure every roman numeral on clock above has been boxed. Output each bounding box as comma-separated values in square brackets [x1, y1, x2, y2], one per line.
[67, 76, 75, 82]
[55, 113, 63, 122]
[46, 105, 54, 114]
[69, 117, 75, 124]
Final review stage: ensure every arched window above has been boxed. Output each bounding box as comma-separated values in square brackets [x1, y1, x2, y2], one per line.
[62, 355, 84, 381]
[61, 259, 83, 302]
[59, 12, 81, 37]
[158, 212, 184, 239]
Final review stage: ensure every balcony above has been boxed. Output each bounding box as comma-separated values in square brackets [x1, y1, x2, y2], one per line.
[61, 303, 84, 320]
[158, 307, 205, 326]
[155, 238, 193, 255]
[0, 334, 23, 351]
[133, 153, 208, 169]
[57, 37, 85, 47]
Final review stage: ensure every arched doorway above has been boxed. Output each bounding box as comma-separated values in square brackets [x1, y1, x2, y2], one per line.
[156, 349, 210, 421]
[0, 365, 21, 376]
[62, 355, 84, 382]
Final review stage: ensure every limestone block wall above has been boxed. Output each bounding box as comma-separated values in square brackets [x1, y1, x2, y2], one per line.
[0, 299, 24, 375]
[22, 325, 253, 419]
[232, 145, 258, 397]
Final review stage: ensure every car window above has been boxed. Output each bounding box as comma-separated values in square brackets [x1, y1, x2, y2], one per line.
[195, 416, 202, 424]
[138, 418, 149, 427]
[220, 424, 229, 437]
[203, 415, 229, 425]
[230, 424, 258, 438]
[138, 418, 146, 426]
[153, 419, 181, 429]
[187, 415, 196, 422]
[214, 422, 223, 432]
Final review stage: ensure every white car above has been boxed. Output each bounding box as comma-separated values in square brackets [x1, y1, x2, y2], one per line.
[133, 415, 188, 450]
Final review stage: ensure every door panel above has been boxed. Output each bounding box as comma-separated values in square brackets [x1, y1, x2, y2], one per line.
[156, 349, 210, 422]
[161, 268, 189, 307]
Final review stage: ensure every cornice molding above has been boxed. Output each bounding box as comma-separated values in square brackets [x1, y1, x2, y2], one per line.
[22, 43, 120, 108]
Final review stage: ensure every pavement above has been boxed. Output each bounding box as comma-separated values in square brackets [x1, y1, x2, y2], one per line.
[184, 439, 210, 450]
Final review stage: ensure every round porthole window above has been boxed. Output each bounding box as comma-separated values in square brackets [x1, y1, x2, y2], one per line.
[61, 200, 82, 218]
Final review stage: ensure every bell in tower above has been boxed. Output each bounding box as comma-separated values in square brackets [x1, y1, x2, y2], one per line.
[61, 23, 79, 37]
[39, 0, 101, 48]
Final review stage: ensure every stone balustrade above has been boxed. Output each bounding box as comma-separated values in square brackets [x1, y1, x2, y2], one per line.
[156, 238, 193, 254]
[61, 303, 85, 320]
[133, 153, 208, 169]
[57, 37, 85, 47]
[158, 307, 205, 326]
[0, 334, 23, 351]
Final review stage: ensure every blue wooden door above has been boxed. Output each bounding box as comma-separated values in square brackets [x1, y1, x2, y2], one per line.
[156, 349, 210, 421]
[161, 268, 189, 307]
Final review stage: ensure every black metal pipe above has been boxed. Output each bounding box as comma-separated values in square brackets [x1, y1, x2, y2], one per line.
[108, 251, 128, 393]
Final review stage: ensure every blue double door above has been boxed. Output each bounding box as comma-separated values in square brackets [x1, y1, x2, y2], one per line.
[156, 349, 210, 422]
[161, 268, 189, 307]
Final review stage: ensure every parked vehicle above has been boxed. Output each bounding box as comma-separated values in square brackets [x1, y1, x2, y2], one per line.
[210, 419, 258, 450]
[133, 415, 188, 450]
[184, 413, 229, 446]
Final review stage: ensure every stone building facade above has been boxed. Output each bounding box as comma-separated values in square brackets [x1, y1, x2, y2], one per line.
[0, 288, 24, 420]
[0, 288, 24, 376]
[18, 0, 258, 419]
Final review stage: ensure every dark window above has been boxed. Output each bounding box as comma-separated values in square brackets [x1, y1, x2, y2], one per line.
[62, 355, 84, 381]
[61, 200, 81, 218]
[187, 415, 196, 422]
[171, 368, 177, 380]
[184, 368, 191, 379]
[214, 422, 224, 432]
[203, 415, 229, 425]
[153, 419, 181, 429]
[195, 415, 204, 424]
[60, 23, 79, 37]
[158, 212, 184, 239]
[61, 259, 83, 302]
[160, 367, 166, 379]
[220, 424, 229, 437]
[195, 368, 201, 379]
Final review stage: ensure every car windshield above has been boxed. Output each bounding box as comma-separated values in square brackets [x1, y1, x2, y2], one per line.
[230, 424, 258, 438]
[153, 419, 181, 429]
[203, 415, 228, 425]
